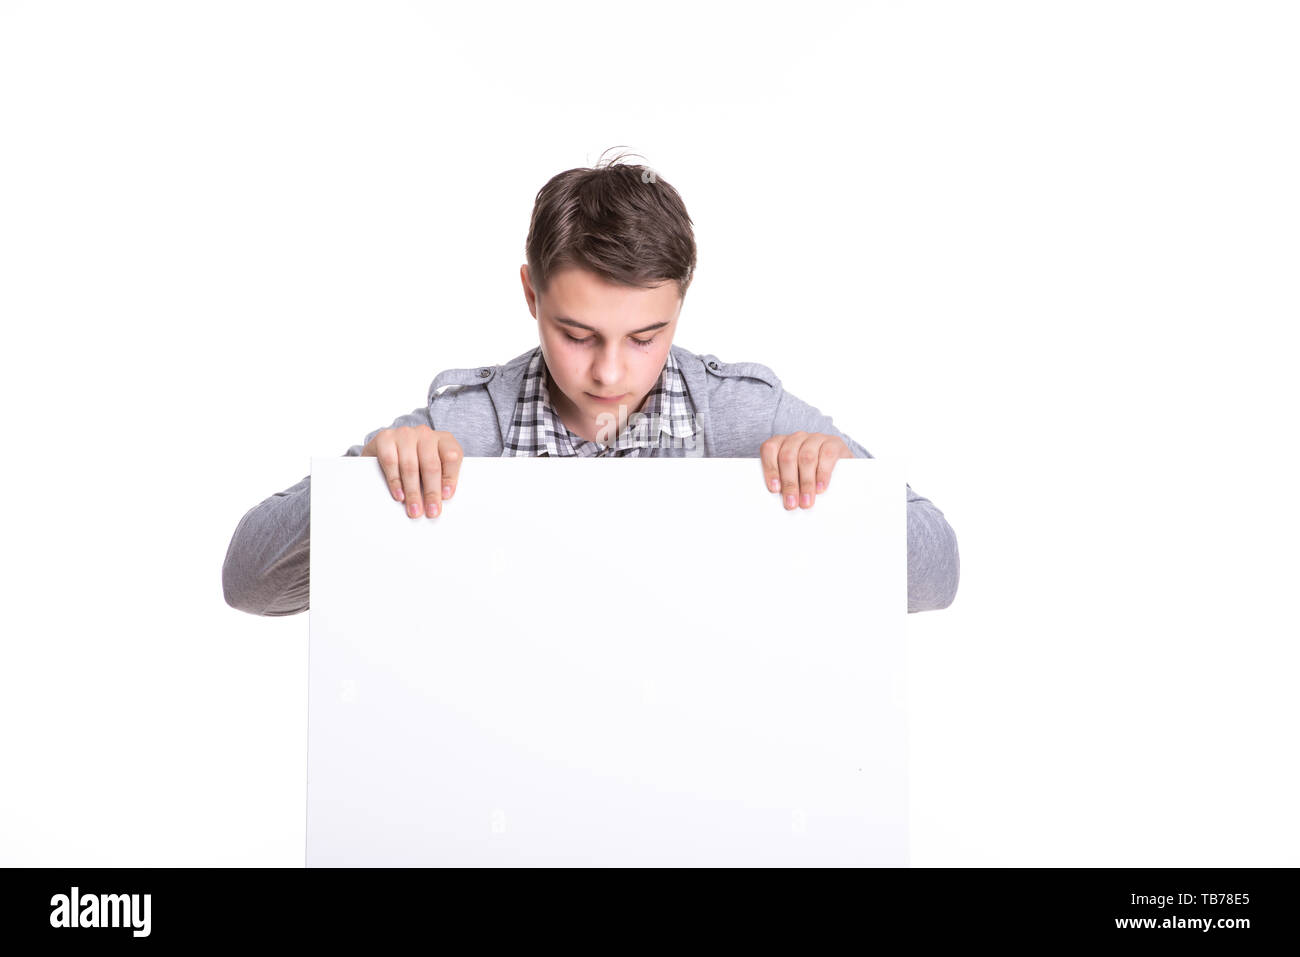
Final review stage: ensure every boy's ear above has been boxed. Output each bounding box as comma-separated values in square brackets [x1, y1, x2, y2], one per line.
[520, 264, 538, 319]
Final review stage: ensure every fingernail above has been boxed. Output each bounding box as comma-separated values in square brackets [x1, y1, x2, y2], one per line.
[769, 478, 779, 492]
[443, 485, 453, 498]
[427, 502, 439, 518]
[409, 502, 421, 517]
[801, 493, 811, 507]
[785, 495, 795, 509]
[817, 482, 825, 493]
[396, 488, 405, 502]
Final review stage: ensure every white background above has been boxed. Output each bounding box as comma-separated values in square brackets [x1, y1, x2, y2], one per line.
[1, 0, 1296, 866]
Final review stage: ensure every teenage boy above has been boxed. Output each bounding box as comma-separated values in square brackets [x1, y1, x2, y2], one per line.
[223, 153, 960, 616]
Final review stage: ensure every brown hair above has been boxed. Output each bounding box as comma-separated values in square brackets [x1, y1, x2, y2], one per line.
[525, 147, 697, 300]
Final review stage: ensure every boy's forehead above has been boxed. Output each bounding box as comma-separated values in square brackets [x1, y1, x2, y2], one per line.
[543, 267, 681, 328]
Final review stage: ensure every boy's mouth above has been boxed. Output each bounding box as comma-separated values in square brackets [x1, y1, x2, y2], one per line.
[586, 392, 627, 404]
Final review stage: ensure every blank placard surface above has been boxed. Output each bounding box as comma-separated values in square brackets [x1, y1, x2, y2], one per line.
[307, 456, 907, 866]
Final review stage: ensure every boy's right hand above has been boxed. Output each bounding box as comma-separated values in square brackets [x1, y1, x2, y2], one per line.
[360, 425, 463, 519]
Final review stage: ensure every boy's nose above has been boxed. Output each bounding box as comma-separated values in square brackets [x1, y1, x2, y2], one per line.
[592, 354, 624, 387]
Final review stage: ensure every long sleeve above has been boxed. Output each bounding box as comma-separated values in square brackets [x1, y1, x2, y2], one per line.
[771, 384, 960, 613]
[222, 405, 432, 617]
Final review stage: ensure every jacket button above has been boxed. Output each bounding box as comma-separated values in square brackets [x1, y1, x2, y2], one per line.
[708, 361, 719, 370]
[479, 369, 490, 377]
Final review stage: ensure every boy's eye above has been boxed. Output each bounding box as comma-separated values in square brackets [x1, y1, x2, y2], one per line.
[564, 333, 658, 347]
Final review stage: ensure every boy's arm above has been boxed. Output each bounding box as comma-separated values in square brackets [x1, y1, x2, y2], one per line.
[771, 385, 960, 614]
[222, 405, 433, 617]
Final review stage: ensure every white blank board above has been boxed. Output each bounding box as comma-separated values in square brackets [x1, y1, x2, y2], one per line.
[306, 455, 907, 866]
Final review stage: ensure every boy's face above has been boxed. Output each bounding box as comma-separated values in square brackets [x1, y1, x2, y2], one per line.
[520, 264, 682, 442]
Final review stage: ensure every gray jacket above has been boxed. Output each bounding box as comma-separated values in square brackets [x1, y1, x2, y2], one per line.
[222, 344, 960, 616]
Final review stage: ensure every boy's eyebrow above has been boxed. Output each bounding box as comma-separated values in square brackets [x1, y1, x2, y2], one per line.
[553, 316, 671, 336]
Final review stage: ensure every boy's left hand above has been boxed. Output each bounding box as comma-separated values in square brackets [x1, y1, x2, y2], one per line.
[760, 432, 854, 510]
